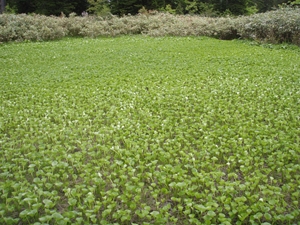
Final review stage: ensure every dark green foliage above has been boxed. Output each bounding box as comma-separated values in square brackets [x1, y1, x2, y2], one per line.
[6, 0, 88, 15]
[212, 0, 248, 15]
[5, 0, 292, 15]
[110, 0, 141, 15]
[109, 0, 175, 15]
[87, 0, 110, 16]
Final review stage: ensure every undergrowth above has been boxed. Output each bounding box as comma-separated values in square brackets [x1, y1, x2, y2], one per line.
[0, 7, 299, 45]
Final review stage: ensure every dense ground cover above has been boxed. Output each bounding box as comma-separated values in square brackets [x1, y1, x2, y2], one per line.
[0, 36, 300, 224]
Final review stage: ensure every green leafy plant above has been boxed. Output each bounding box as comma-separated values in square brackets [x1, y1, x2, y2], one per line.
[0, 36, 299, 224]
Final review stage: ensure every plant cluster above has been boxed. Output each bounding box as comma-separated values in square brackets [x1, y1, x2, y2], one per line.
[0, 7, 300, 45]
[0, 14, 66, 42]
[236, 7, 300, 45]
[0, 36, 299, 224]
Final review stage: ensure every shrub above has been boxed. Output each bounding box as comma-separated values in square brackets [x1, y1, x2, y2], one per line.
[0, 8, 299, 45]
[235, 7, 300, 44]
[0, 14, 66, 42]
[61, 16, 87, 37]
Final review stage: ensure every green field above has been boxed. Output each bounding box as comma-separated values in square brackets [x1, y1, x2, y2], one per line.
[0, 37, 299, 224]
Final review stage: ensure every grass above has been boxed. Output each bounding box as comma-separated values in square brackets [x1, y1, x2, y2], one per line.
[0, 36, 300, 224]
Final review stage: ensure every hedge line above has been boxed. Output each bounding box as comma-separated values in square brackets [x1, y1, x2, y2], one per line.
[0, 8, 299, 45]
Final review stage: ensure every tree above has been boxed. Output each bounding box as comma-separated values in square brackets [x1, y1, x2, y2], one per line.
[87, 0, 110, 16]
[0, 0, 6, 13]
[110, 0, 141, 15]
[213, 0, 249, 15]
[251, 0, 289, 12]
[290, 0, 300, 6]
[6, 0, 88, 15]
[5, 0, 291, 16]
[185, 0, 199, 14]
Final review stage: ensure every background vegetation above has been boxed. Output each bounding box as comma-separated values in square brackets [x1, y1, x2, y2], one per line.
[0, 7, 300, 45]
[4, 0, 299, 16]
[1, 36, 299, 225]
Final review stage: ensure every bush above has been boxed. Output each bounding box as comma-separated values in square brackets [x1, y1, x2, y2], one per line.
[0, 8, 299, 45]
[0, 14, 66, 42]
[236, 7, 300, 45]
